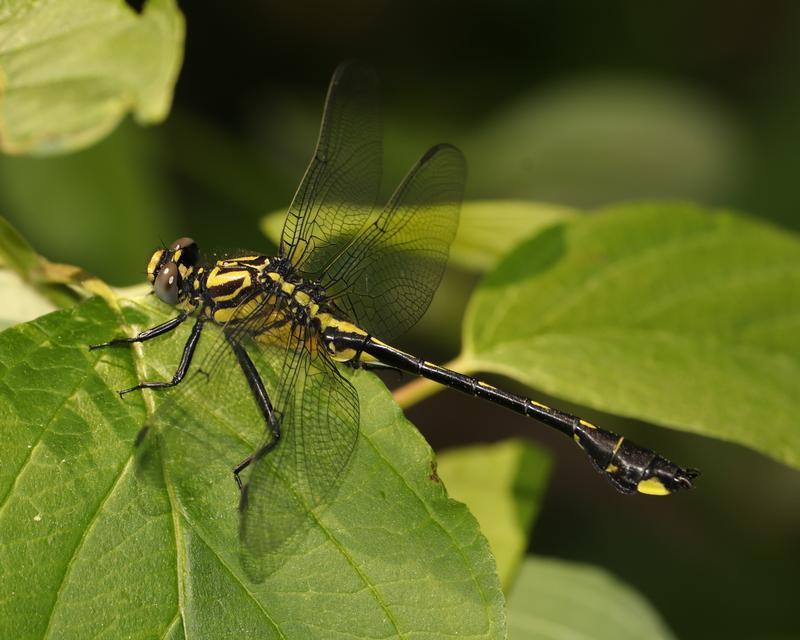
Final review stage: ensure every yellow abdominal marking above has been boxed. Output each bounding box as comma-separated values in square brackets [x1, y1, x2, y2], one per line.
[314, 315, 370, 362]
[612, 437, 624, 456]
[605, 463, 619, 474]
[637, 477, 670, 496]
[530, 400, 550, 410]
[579, 419, 597, 429]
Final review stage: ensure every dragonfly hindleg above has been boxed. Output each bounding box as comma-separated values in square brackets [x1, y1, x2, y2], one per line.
[227, 334, 281, 491]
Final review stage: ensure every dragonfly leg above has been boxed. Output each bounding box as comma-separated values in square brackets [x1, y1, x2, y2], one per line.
[89, 311, 189, 349]
[117, 317, 205, 397]
[226, 335, 281, 492]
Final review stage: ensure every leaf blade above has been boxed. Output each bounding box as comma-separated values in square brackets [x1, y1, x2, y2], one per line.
[463, 203, 800, 469]
[0, 0, 184, 155]
[436, 439, 551, 590]
[506, 557, 676, 640]
[0, 295, 506, 638]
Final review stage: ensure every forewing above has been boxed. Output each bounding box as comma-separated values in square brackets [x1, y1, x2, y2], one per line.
[280, 61, 382, 275]
[238, 328, 360, 581]
[320, 143, 466, 340]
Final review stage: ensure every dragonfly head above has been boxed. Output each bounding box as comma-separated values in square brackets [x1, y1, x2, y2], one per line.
[147, 237, 199, 305]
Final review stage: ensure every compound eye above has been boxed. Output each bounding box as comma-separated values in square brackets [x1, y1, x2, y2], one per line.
[170, 236, 199, 267]
[154, 261, 181, 305]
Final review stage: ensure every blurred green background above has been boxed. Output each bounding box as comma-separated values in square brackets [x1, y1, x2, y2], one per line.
[2, 2, 799, 638]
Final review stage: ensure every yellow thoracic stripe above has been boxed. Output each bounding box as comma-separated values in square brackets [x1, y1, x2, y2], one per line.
[212, 296, 265, 324]
[225, 255, 262, 263]
[206, 268, 252, 302]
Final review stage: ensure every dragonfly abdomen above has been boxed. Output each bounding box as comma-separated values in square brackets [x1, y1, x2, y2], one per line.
[324, 327, 697, 496]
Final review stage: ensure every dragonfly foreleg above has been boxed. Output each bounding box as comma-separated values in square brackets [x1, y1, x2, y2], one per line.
[89, 311, 189, 350]
[116, 317, 205, 397]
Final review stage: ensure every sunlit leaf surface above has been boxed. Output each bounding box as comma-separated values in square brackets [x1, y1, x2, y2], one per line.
[0, 270, 55, 329]
[0, 296, 504, 638]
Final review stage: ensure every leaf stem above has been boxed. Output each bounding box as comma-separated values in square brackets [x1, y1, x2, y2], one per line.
[392, 353, 474, 409]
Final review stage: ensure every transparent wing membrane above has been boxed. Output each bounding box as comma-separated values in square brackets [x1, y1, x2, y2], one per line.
[280, 61, 383, 275]
[240, 333, 359, 580]
[280, 62, 466, 340]
[134, 310, 360, 580]
[321, 143, 465, 339]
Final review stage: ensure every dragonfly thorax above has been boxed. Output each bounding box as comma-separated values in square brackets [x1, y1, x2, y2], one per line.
[150, 240, 366, 361]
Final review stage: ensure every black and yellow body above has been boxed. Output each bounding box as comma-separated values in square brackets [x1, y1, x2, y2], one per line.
[91, 63, 696, 574]
[97, 235, 697, 497]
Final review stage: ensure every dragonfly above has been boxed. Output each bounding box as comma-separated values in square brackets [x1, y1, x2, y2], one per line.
[92, 62, 697, 576]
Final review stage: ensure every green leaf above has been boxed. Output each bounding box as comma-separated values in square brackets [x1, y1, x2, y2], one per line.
[506, 557, 676, 640]
[0, 216, 105, 311]
[261, 200, 577, 273]
[0, 0, 184, 155]
[463, 203, 800, 470]
[0, 296, 505, 638]
[436, 439, 551, 590]
[0, 211, 40, 274]
[450, 201, 577, 272]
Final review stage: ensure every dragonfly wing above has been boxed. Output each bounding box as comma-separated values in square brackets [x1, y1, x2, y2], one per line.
[280, 61, 382, 275]
[238, 328, 360, 580]
[320, 143, 466, 340]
